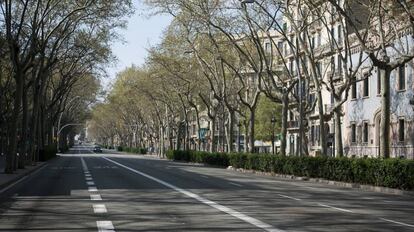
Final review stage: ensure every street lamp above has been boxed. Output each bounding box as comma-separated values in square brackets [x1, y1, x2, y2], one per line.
[57, 96, 81, 151]
[271, 116, 276, 154]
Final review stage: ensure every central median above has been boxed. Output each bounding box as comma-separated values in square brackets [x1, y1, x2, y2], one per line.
[166, 150, 414, 191]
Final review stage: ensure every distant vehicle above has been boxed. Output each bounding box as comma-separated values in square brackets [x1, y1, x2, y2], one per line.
[93, 146, 102, 153]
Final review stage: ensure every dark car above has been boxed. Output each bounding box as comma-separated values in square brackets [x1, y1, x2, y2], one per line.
[93, 146, 102, 153]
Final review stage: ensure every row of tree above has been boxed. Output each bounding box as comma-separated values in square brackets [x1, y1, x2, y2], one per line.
[0, 0, 133, 173]
[90, 0, 414, 158]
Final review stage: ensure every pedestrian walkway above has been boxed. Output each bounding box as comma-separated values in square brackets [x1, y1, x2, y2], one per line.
[0, 155, 46, 191]
[0, 154, 5, 171]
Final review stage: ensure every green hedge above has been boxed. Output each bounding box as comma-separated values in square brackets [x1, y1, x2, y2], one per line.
[117, 146, 147, 155]
[166, 150, 414, 190]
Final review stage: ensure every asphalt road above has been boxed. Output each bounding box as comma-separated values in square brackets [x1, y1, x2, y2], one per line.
[0, 145, 413, 232]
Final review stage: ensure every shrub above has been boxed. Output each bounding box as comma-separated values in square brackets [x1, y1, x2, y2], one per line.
[165, 150, 414, 190]
[39, 144, 57, 161]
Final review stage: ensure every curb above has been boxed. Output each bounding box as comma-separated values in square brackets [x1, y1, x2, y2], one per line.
[0, 162, 48, 193]
[227, 166, 414, 196]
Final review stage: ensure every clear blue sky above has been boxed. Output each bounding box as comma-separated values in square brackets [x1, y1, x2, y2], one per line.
[104, 0, 172, 88]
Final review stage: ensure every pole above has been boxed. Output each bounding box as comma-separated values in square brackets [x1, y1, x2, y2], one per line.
[57, 96, 80, 151]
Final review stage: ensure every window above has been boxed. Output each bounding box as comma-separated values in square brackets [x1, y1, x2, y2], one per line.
[311, 125, 315, 146]
[337, 25, 342, 41]
[316, 125, 320, 145]
[377, 69, 381, 95]
[330, 57, 335, 73]
[351, 123, 357, 143]
[289, 110, 294, 121]
[398, 65, 406, 90]
[283, 23, 287, 32]
[351, 78, 357, 99]
[399, 119, 405, 142]
[363, 122, 369, 143]
[311, 36, 315, 48]
[363, 76, 369, 97]
[277, 42, 283, 54]
[309, 93, 316, 105]
[316, 62, 322, 77]
[337, 55, 342, 74]
[317, 33, 321, 46]
[265, 42, 271, 54]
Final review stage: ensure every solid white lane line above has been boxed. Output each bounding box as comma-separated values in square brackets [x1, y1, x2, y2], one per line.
[87, 181, 95, 186]
[318, 203, 353, 213]
[230, 182, 243, 187]
[380, 218, 414, 228]
[93, 204, 107, 213]
[90, 194, 102, 201]
[88, 187, 98, 192]
[278, 194, 301, 201]
[97, 221, 115, 232]
[103, 157, 284, 232]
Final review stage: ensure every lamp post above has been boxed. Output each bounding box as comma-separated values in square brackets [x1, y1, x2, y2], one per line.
[271, 116, 276, 154]
[57, 96, 81, 151]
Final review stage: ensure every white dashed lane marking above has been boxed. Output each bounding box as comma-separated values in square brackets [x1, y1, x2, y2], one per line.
[278, 194, 301, 201]
[93, 204, 107, 213]
[90, 194, 102, 201]
[89, 187, 98, 192]
[97, 221, 115, 232]
[318, 203, 353, 213]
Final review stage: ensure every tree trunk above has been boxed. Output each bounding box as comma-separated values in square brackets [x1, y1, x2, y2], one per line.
[248, 109, 255, 153]
[5, 71, 23, 173]
[227, 111, 235, 152]
[210, 119, 216, 152]
[280, 94, 289, 156]
[334, 109, 344, 157]
[244, 120, 249, 153]
[176, 123, 182, 151]
[19, 85, 28, 168]
[380, 68, 391, 158]
[160, 126, 165, 157]
[317, 90, 327, 156]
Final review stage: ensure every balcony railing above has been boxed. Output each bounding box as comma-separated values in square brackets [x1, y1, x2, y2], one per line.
[287, 120, 299, 129]
[345, 146, 414, 160]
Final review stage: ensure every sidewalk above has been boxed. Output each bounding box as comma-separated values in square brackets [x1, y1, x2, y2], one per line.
[0, 154, 46, 191]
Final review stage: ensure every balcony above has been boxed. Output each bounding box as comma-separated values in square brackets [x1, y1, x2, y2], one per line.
[287, 121, 300, 130]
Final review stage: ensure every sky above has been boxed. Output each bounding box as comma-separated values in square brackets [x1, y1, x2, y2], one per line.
[103, 0, 172, 89]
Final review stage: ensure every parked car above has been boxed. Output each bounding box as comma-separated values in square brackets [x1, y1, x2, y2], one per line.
[93, 146, 102, 153]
